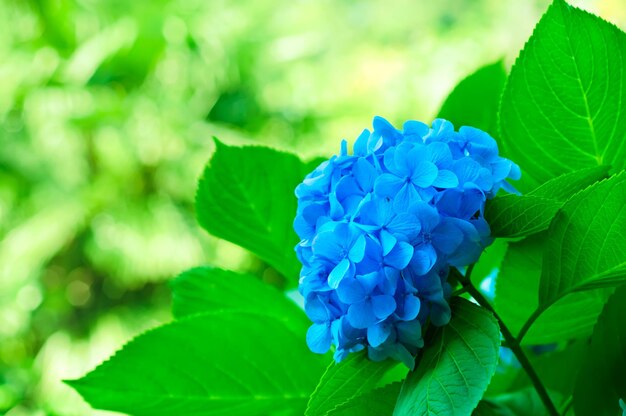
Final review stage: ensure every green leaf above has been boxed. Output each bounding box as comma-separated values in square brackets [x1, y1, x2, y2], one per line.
[499, 0, 626, 192]
[327, 382, 402, 416]
[306, 352, 401, 416]
[66, 311, 325, 416]
[573, 285, 626, 416]
[393, 298, 500, 416]
[196, 139, 313, 282]
[485, 195, 562, 238]
[485, 166, 609, 238]
[437, 61, 507, 137]
[529, 165, 609, 200]
[539, 172, 626, 306]
[474, 389, 549, 416]
[171, 267, 310, 333]
[496, 234, 611, 344]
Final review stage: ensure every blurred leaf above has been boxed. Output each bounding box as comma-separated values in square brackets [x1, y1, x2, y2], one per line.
[471, 239, 507, 288]
[306, 351, 400, 416]
[495, 234, 544, 335]
[196, 140, 310, 283]
[66, 311, 325, 416]
[508, 341, 586, 401]
[437, 61, 506, 137]
[499, 0, 626, 192]
[485, 166, 609, 238]
[539, 172, 626, 306]
[327, 382, 402, 416]
[393, 298, 500, 416]
[573, 285, 626, 416]
[171, 267, 309, 333]
[496, 234, 611, 344]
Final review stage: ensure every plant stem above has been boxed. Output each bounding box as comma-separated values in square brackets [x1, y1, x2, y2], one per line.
[454, 267, 560, 416]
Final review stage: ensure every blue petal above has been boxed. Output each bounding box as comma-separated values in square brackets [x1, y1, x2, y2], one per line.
[304, 294, 332, 322]
[329, 192, 345, 219]
[432, 169, 458, 188]
[387, 213, 421, 240]
[432, 219, 463, 254]
[349, 234, 367, 263]
[337, 277, 366, 304]
[398, 294, 421, 321]
[312, 230, 343, 261]
[396, 320, 424, 348]
[357, 272, 381, 294]
[328, 258, 353, 288]
[392, 184, 420, 212]
[347, 300, 378, 329]
[353, 129, 371, 156]
[306, 323, 332, 353]
[372, 295, 396, 319]
[374, 173, 404, 197]
[367, 321, 392, 347]
[403, 120, 429, 139]
[453, 157, 482, 184]
[410, 244, 437, 275]
[353, 158, 377, 192]
[411, 202, 439, 232]
[385, 241, 414, 270]
[335, 176, 360, 201]
[380, 229, 397, 256]
[411, 161, 438, 188]
[426, 141, 453, 166]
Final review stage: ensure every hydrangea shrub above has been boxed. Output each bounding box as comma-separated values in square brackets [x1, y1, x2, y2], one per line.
[67, 1, 626, 415]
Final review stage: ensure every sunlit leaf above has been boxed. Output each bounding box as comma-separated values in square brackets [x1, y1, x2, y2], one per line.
[485, 166, 609, 238]
[499, 0, 626, 191]
[66, 312, 325, 416]
[171, 267, 309, 334]
[196, 139, 313, 283]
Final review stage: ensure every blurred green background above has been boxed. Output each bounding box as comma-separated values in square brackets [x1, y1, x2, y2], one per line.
[1, 0, 623, 414]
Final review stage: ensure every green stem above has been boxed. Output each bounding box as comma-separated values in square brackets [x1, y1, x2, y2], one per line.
[455, 267, 560, 416]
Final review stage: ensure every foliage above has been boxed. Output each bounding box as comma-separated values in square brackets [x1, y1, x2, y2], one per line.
[9, 0, 626, 416]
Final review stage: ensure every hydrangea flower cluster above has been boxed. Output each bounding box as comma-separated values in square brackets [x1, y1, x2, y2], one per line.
[294, 117, 520, 368]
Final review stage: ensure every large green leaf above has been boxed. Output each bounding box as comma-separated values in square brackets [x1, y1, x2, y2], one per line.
[496, 234, 611, 344]
[573, 285, 626, 416]
[485, 166, 609, 238]
[306, 352, 400, 416]
[539, 172, 626, 306]
[393, 298, 500, 416]
[196, 139, 313, 282]
[66, 312, 325, 416]
[499, 0, 626, 191]
[171, 267, 310, 333]
[437, 61, 506, 137]
[327, 382, 402, 416]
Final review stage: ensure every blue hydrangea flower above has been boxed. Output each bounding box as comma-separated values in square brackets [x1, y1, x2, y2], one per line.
[620, 398, 626, 416]
[295, 117, 520, 368]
